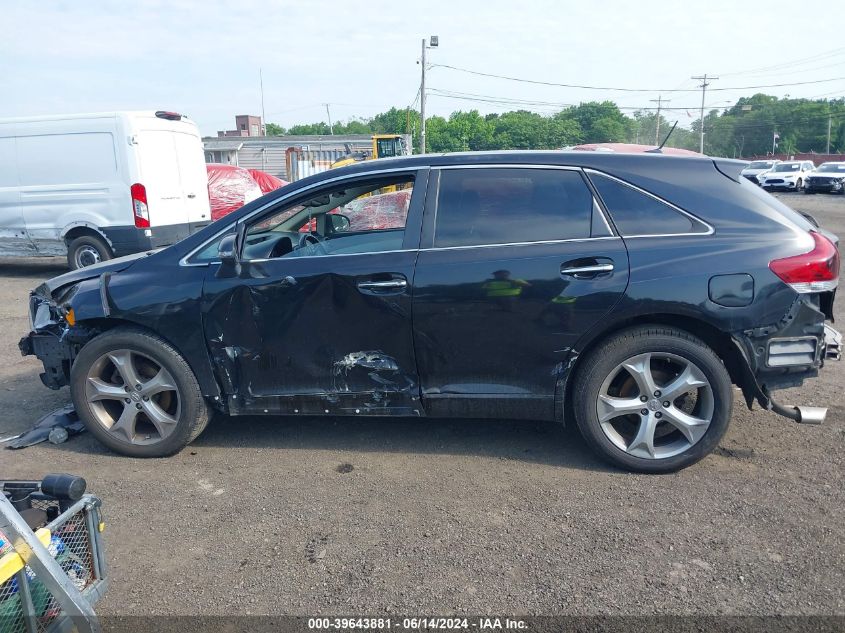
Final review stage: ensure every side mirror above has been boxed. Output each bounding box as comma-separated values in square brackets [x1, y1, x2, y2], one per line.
[329, 213, 351, 233]
[217, 233, 239, 265]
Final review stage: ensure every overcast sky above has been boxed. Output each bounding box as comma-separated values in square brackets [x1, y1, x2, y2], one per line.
[4, 0, 844, 136]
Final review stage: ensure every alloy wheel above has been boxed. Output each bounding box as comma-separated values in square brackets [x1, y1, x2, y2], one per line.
[84, 349, 181, 445]
[596, 352, 714, 459]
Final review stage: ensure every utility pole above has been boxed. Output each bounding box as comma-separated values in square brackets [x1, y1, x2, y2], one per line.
[649, 95, 670, 145]
[827, 113, 832, 154]
[259, 68, 266, 136]
[419, 35, 439, 155]
[420, 39, 427, 154]
[324, 103, 334, 135]
[691, 74, 717, 154]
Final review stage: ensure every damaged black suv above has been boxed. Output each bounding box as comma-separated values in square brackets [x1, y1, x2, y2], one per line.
[20, 152, 841, 472]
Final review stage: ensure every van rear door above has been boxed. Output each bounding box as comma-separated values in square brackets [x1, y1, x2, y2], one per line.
[172, 131, 211, 227]
[136, 129, 190, 234]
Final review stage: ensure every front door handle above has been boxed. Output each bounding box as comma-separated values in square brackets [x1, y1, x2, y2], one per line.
[560, 263, 614, 279]
[357, 279, 408, 291]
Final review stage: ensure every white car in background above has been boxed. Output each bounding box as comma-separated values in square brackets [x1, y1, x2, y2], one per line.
[757, 160, 815, 191]
[740, 159, 779, 185]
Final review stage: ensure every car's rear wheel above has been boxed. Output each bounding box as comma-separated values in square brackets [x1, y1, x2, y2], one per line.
[70, 327, 210, 457]
[572, 326, 732, 473]
[67, 234, 113, 270]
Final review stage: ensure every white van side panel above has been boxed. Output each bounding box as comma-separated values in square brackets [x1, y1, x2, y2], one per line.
[0, 137, 33, 255]
[16, 117, 130, 255]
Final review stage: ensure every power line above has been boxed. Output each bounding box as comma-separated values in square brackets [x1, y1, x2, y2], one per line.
[428, 88, 720, 112]
[718, 47, 845, 77]
[431, 63, 845, 93]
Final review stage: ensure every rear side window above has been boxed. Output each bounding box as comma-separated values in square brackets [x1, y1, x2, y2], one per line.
[434, 168, 594, 247]
[589, 173, 702, 236]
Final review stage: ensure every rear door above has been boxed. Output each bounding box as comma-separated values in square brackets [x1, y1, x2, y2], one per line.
[412, 165, 629, 420]
[172, 130, 211, 226]
[136, 129, 189, 229]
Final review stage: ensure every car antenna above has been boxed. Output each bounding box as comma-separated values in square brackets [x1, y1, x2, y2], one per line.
[645, 121, 679, 154]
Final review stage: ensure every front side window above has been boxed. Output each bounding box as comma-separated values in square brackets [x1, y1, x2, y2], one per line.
[240, 176, 414, 260]
[434, 168, 596, 248]
[589, 173, 705, 236]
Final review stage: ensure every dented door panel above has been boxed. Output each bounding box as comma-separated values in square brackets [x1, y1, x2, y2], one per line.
[202, 252, 421, 415]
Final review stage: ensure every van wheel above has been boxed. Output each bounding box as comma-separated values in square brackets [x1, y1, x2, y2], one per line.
[70, 327, 210, 457]
[572, 326, 733, 473]
[68, 234, 113, 270]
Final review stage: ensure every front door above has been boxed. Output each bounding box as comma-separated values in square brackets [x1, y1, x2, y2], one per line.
[412, 166, 629, 420]
[202, 169, 428, 416]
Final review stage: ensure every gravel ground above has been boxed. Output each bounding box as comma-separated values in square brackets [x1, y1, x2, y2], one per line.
[1, 192, 843, 617]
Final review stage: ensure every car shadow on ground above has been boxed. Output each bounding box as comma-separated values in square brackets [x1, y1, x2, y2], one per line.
[42, 410, 616, 473]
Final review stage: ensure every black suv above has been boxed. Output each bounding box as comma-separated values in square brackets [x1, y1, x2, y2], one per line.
[20, 152, 841, 472]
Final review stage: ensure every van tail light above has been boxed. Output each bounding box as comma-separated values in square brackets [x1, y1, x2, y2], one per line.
[131, 183, 150, 229]
[769, 231, 839, 293]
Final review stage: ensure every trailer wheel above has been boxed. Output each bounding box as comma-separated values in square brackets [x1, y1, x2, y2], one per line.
[68, 234, 113, 270]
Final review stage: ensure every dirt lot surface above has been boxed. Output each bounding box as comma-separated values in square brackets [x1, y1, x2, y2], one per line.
[1, 192, 843, 617]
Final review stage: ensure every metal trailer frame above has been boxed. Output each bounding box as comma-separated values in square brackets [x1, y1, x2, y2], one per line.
[0, 492, 106, 633]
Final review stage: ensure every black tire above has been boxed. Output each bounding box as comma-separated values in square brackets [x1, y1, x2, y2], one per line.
[796, 178, 803, 191]
[70, 327, 210, 457]
[804, 188, 814, 194]
[572, 325, 733, 473]
[67, 234, 113, 270]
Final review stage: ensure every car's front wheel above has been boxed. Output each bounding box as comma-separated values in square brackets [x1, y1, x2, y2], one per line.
[573, 326, 732, 473]
[70, 327, 210, 457]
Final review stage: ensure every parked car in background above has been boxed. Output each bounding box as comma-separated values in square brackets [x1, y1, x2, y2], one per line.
[804, 162, 845, 195]
[19, 152, 840, 473]
[0, 111, 211, 269]
[758, 160, 815, 191]
[740, 159, 780, 184]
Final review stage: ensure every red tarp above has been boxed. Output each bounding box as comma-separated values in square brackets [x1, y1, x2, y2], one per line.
[247, 169, 288, 194]
[206, 164, 263, 221]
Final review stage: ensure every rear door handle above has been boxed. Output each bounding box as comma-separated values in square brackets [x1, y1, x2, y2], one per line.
[560, 263, 614, 278]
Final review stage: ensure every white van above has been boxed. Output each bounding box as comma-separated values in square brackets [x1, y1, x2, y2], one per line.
[0, 111, 211, 268]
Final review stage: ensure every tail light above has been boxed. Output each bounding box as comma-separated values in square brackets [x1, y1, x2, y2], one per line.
[130, 183, 150, 229]
[769, 231, 839, 293]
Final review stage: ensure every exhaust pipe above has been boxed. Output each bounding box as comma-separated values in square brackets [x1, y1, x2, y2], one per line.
[768, 395, 827, 425]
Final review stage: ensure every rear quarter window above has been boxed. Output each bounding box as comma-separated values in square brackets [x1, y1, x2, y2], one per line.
[588, 172, 706, 236]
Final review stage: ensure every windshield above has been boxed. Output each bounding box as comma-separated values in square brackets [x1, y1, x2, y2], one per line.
[748, 161, 774, 169]
[817, 163, 845, 173]
[773, 163, 800, 172]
